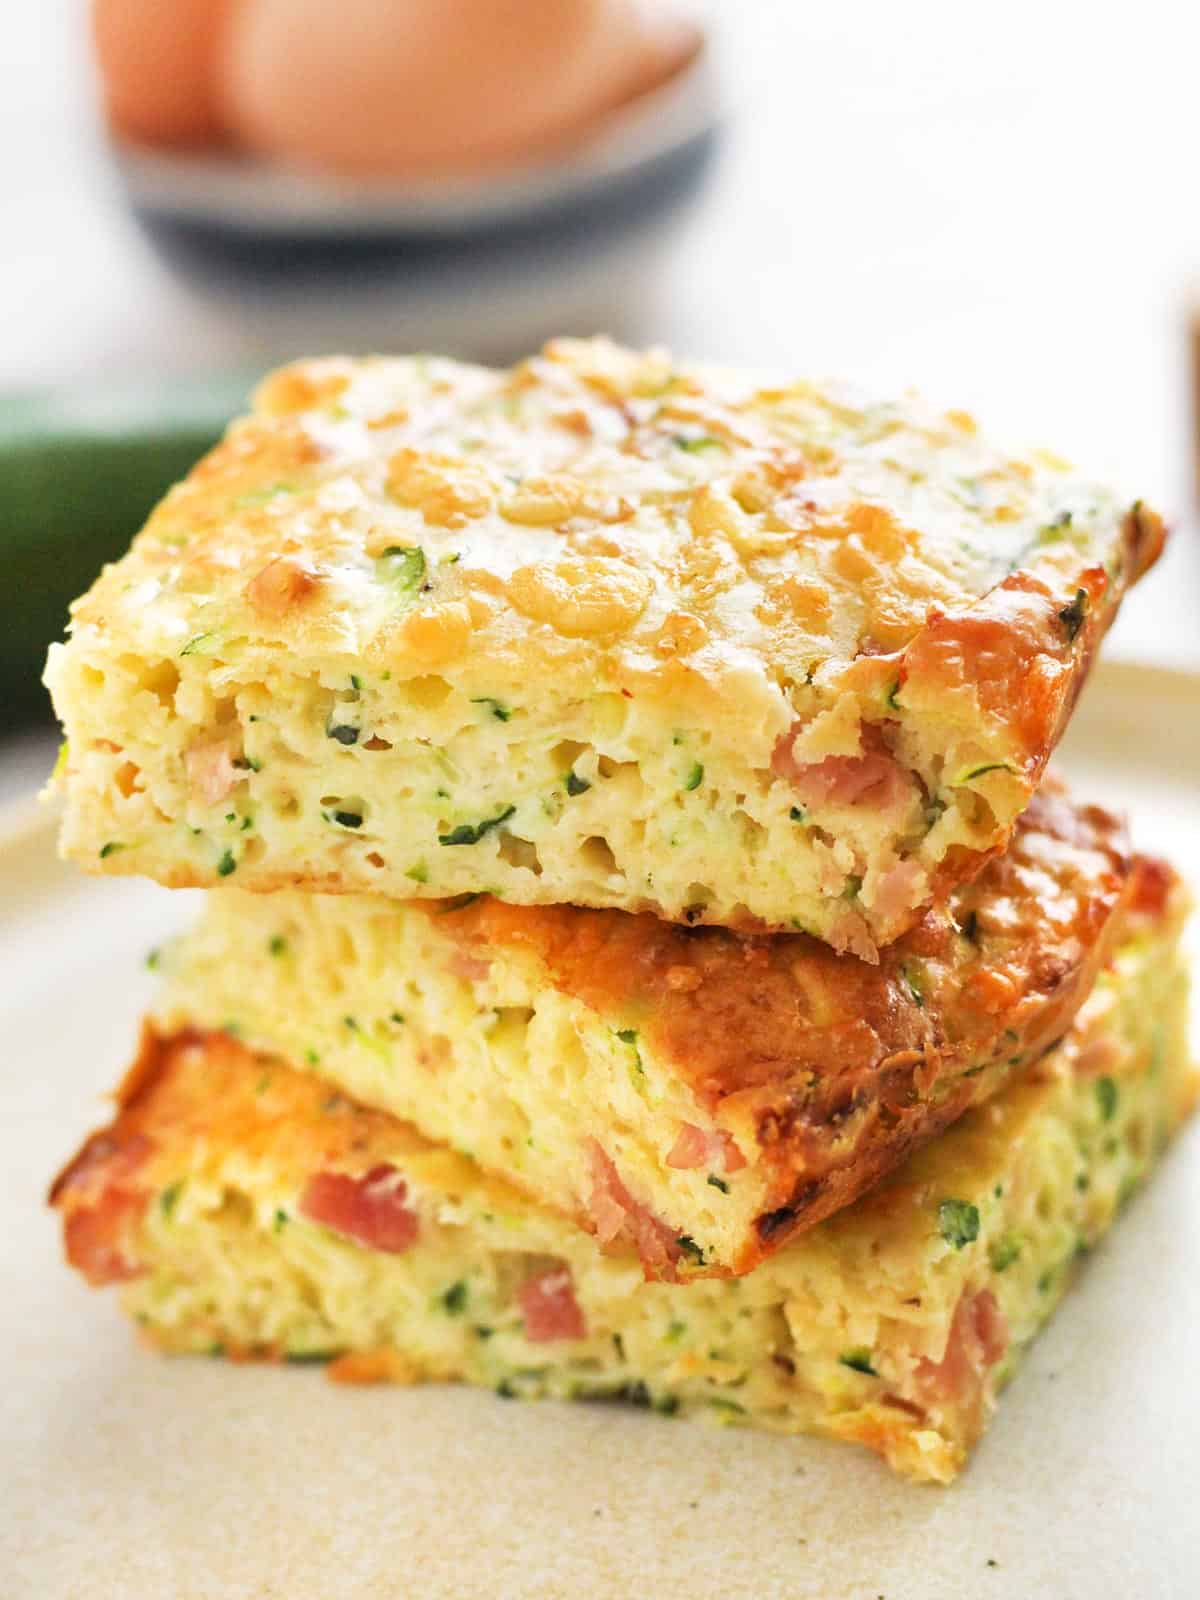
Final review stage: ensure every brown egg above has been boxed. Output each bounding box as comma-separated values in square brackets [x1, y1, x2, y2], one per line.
[219, 0, 698, 178]
[92, 0, 235, 147]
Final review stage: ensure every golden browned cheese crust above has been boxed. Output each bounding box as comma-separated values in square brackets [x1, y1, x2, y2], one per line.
[437, 780, 1133, 1264]
[45, 338, 1163, 944]
[51, 1025, 418, 1217]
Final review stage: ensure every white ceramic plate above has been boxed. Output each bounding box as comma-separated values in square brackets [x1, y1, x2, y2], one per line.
[4, 660, 1199, 1600]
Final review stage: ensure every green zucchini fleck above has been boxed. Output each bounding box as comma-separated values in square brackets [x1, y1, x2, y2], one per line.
[268, 935, 287, 957]
[900, 964, 925, 1007]
[709, 1396, 745, 1416]
[938, 1198, 980, 1250]
[1038, 509, 1074, 542]
[789, 805, 808, 824]
[377, 544, 427, 594]
[326, 721, 360, 746]
[216, 849, 237, 877]
[682, 761, 704, 792]
[98, 841, 125, 859]
[179, 632, 218, 657]
[439, 893, 484, 912]
[707, 1174, 729, 1194]
[1095, 1076, 1119, 1122]
[674, 433, 723, 453]
[441, 1281, 468, 1314]
[950, 761, 1013, 787]
[989, 1232, 1022, 1272]
[675, 1234, 706, 1265]
[331, 810, 363, 829]
[838, 1348, 877, 1376]
[565, 770, 591, 796]
[471, 697, 512, 722]
[438, 805, 515, 846]
[617, 1028, 645, 1091]
[159, 1182, 182, 1218]
[405, 863, 429, 884]
[273, 1209, 288, 1233]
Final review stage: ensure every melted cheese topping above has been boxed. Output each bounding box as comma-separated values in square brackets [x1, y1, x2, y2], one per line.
[67, 338, 1153, 710]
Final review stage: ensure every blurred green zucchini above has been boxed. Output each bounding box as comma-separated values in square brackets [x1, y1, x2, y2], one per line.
[2, 372, 256, 726]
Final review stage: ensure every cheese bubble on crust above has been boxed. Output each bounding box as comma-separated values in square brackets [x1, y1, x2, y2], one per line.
[43, 339, 1163, 947]
[52, 872, 1195, 1484]
[154, 783, 1133, 1278]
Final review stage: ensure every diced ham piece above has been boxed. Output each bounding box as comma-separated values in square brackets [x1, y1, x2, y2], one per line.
[446, 951, 492, 983]
[1129, 855, 1174, 917]
[63, 1189, 146, 1286]
[914, 1289, 1008, 1408]
[722, 1137, 748, 1173]
[519, 1264, 587, 1342]
[586, 1141, 682, 1279]
[772, 722, 913, 814]
[53, 1125, 156, 1285]
[868, 860, 926, 926]
[666, 1123, 747, 1174]
[299, 1164, 420, 1254]
[666, 1122, 715, 1169]
[588, 1171, 628, 1246]
[185, 742, 240, 807]
[827, 908, 878, 964]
